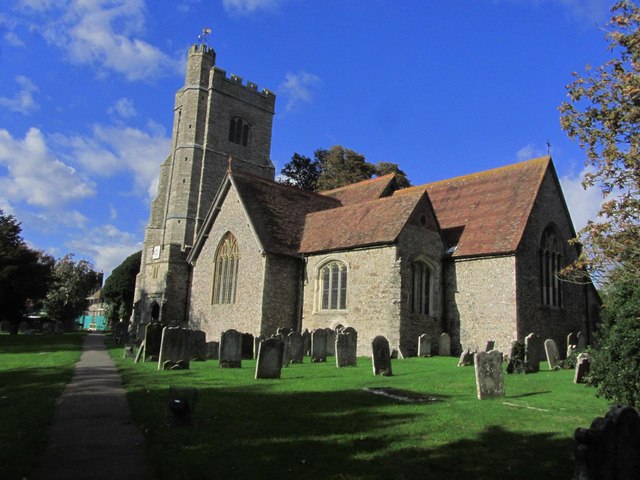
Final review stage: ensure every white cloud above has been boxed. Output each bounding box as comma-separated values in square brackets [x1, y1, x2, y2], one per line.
[0, 75, 39, 114]
[279, 71, 321, 113]
[222, 0, 282, 15]
[516, 143, 547, 162]
[0, 128, 95, 208]
[560, 166, 604, 232]
[108, 97, 137, 118]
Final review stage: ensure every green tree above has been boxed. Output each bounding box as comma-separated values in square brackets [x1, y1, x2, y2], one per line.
[102, 250, 141, 325]
[374, 161, 411, 189]
[0, 210, 53, 330]
[278, 153, 321, 191]
[43, 254, 101, 331]
[559, 0, 640, 282]
[316, 145, 376, 190]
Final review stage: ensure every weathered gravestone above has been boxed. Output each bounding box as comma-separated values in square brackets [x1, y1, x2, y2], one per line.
[158, 327, 193, 370]
[485, 340, 495, 352]
[418, 334, 431, 357]
[474, 350, 505, 400]
[574, 405, 640, 480]
[371, 335, 392, 376]
[253, 336, 264, 359]
[206, 341, 219, 360]
[576, 331, 587, 351]
[113, 321, 128, 345]
[438, 332, 451, 356]
[325, 328, 336, 356]
[241, 333, 254, 359]
[336, 327, 357, 367]
[189, 330, 207, 361]
[255, 337, 284, 379]
[506, 340, 525, 374]
[524, 332, 542, 373]
[544, 338, 560, 370]
[311, 328, 327, 362]
[287, 331, 304, 364]
[219, 329, 242, 368]
[567, 332, 578, 357]
[278, 333, 291, 367]
[458, 349, 475, 367]
[302, 329, 311, 356]
[144, 322, 163, 361]
[574, 352, 592, 384]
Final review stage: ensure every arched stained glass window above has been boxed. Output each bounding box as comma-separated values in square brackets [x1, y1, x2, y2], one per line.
[320, 261, 347, 310]
[212, 233, 239, 304]
[540, 226, 562, 307]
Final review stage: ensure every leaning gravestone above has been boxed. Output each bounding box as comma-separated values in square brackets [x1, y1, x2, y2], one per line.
[158, 327, 193, 370]
[241, 333, 254, 359]
[418, 334, 431, 357]
[325, 328, 336, 356]
[544, 338, 560, 370]
[576, 331, 587, 351]
[524, 332, 542, 373]
[458, 349, 475, 367]
[302, 329, 311, 356]
[574, 405, 640, 480]
[255, 337, 284, 379]
[287, 331, 304, 364]
[206, 341, 219, 360]
[474, 350, 505, 400]
[311, 328, 328, 362]
[190, 329, 207, 361]
[371, 335, 392, 376]
[336, 327, 357, 367]
[438, 333, 451, 356]
[574, 352, 592, 384]
[219, 329, 242, 368]
[144, 322, 163, 361]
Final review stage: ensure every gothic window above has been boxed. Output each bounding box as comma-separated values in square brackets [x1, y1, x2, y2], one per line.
[319, 261, 347, 310]
[411, 261, 431, 314]
[212, 233, 239, 304]
[228, 117, 250, 147]
[540, 226, 562, 307]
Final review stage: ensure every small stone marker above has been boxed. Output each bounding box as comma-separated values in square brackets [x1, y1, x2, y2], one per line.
[418, 334, 431, 357]
[524, 332, 542, 373]
[241, 333, 254, 359]
[190, 330, 207, 361]
[371, 335, 392, 376]
[255, 337, 284, 379]
[144, 322, 163, 361]
[457, 349, 475, 366]
[438, 332, 451, 356]
[485, 340, 495, 352]
[336, 327, 357, 367]
[311, 328, 327, 362]
[219, 329, 242, 368]
[544, 338, 560, 370]
[158, 327, 193, 370]
[474, 350, 505, 400]
[206, 341, 219, 360]
[567, 332, 577, 357]
[574, 352, 592, 384]
[287, 331, 304, 364]
[576, 331, 587, 351]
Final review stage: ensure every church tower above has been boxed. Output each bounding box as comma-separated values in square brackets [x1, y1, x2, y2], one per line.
[131, 44, 276, 335]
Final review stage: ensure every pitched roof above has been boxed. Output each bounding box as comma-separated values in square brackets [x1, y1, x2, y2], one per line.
[395, 156, 551, 258]
[321, 173, 396, 205]
[299, 189, 431, 254]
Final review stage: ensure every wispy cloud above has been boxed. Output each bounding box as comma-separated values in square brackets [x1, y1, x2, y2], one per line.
[222, 0, 283, 15]
[279, 71, 321, 113]
[0, 76, 39, 114]
[516, 143, 547, 162]
[107, 97, 137, 118]
[560, 166, 604, 232]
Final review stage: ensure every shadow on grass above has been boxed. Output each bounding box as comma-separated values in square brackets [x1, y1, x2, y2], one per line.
[0, 332, 84, 354]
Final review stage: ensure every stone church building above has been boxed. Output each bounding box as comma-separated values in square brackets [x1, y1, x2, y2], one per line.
[131, 44, 599, 356]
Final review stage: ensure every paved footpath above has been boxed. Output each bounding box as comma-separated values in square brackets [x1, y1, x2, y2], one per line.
[33, 334, 154, 480]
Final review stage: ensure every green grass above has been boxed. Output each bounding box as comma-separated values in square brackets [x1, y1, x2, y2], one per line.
[111, 344, 610, 480]
[0, 333, 84, 480]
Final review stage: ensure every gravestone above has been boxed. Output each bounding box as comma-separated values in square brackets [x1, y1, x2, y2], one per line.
[189, 330, 207, 361]
[241, 333, 254, 359]
[371, 335, 392, 376]
[325, 328, 336, 356]
[302, 329, 311, 356]
[567, 344, 577, 359]
[219, 329, 242, 368]
[158, 327, 193, 370]
[32, 319, 42, 333]
[113, 321, 128, 345]
[524, 332, 542, 373]
[418, 334, 431, 357]
[474, 350, 505, 400]
[457, 349, 475, 367]
[280, 333, 291, 367]
[53, 321, 64, 334]
[506, 340, 525, 374]
[19, 321, 29, 333]
[123, 344, 136, 358]
[438, 333, 451, 356]
[144, 322, 163, 362]
[574, 352, 592, 384]
[336, 327, 357, 367]
[485, 340, 495, 352]
[311, 328, 327, 362]
[567, 332, 578, 357]
[576, 331, 587, 351]
[544, 338, 560, 370]
[253, 336, 264, 359]
[574, 405, 640, 480]
[287, 331, 304, 364]
[255, 337, 284, 379]
[206, 341, 219, 360]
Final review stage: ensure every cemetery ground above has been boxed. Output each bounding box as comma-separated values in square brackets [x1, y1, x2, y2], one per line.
[109, 341, 609, 480]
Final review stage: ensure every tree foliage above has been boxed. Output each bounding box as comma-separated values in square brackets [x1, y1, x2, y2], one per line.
[43, 254, 101, 330]
[278, 153, 321, 191]
[102, 250, 141, 324]
[0, 210, 53, 326]
[559, 0, 640, 282]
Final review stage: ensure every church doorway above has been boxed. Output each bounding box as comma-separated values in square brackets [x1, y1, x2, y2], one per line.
[150, 301, 160, 322]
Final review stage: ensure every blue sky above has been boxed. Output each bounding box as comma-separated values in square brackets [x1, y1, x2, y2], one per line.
[0, 0, 617, 278]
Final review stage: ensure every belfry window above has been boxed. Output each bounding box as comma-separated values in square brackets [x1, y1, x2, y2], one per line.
[411, 261, 431, 315]
[228, 117, 250, 146]
[212, 233, 239, 304]
[319, 261, 347, 310]
[540, 226, 562, 307]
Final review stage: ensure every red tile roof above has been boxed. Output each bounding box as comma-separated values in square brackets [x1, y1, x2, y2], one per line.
[321, 173, 396, 205]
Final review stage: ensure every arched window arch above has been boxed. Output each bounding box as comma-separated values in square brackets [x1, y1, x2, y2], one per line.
[411, 260, 432, 315]
[319, 261, 347, 310]
[540, 226, 562, 307]
[212, 233, 239, 304]
[228, 117, 250, 147]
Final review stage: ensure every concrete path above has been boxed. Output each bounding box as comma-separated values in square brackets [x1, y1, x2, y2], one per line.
[33, 334, 154, 480]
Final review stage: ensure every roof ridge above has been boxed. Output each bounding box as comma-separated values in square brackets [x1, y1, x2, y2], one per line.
[320, 173, 396, 194]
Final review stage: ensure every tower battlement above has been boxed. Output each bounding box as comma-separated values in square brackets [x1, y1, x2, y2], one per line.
[188, 44, 215, 57]
[212, 67, 276, 100]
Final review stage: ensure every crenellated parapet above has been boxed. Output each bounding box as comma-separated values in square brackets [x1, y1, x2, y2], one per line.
[211, 67, 276, 109]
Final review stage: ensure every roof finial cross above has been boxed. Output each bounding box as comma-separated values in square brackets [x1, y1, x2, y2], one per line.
[227, 156, 233, 173]
[546, 139, 552, 157]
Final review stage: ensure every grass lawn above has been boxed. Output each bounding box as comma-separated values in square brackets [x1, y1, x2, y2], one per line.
[0, 333, 84, 480]
[111, 342, 610, 480]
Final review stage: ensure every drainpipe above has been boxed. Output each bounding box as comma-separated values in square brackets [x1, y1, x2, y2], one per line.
[295, 256, 307, 333]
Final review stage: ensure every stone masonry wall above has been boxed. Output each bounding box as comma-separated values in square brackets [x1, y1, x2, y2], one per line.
[261, 254, 301, 336]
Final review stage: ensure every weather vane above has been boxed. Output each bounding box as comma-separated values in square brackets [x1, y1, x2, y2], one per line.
[198, 27, 212, 45]
[546, 139, 552, 156]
